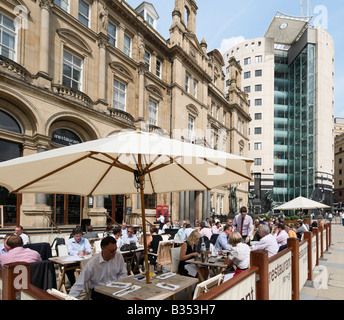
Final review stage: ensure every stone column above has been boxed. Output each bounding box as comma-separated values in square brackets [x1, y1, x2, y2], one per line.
[95, 33, 109, 112]
[37, 0, 53, 87]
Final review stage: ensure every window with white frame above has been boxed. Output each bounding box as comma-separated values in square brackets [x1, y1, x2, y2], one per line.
[254, 127, 262, 135]
[254, 142, 262, 150]
[108, 21, 117, 47]
[78, 0, 90, 27]
[0, 13, 16, 61]
[124, 34, 132, 57]
[211, 102, 215, 117]
[193, 80, 198, 99]
[188, 115, 195, 143]
[254, 158, 262, 166]
[244, 71, 251, 79]
[255, 55, 263, 63]
[185, 73, 190, 93]
[56, 0, 69, 12]
[220, 195, 224, 214]
[146, 13, 154, 27]
[149, 99, 158, 126]
[113, 79, 126, 111]
[255, 84, 262, 92]
[144, 50, 151, 71]
[156, 59, 162, 78]
[62, 50, 83, 90]
[244, 57, 251, 65]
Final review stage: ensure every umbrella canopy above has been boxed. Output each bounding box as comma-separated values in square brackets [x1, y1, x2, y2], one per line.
[274, 196, 330, 211]
[0, 130, 253, 283]
[0, 130, 253, 196]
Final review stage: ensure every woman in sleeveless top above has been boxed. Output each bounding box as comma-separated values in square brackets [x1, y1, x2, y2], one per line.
[147, 226, 163, 266]
[178, 230, 209, 281]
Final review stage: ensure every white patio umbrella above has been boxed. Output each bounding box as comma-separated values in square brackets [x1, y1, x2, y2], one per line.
[274, 196, 330, 211]
[0, 130, 253, 283]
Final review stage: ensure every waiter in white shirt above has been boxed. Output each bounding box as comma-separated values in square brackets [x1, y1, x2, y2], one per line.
[232, 206, 254, 245]
[157, 213, 165, 230]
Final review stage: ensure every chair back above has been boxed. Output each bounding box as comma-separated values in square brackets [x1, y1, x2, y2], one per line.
[30, 260, 57, 291]
[193, 274, 224, 299]
[24, 242, 52, 260]
[94, 240, 101, 253]
[156, 240, 174, 272]
[57, 244, 68, 257]
[161, 234, 170, 242]
[171, 247, 181, 274]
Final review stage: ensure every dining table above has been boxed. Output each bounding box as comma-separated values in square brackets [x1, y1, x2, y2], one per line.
[185, 253, 229, 282]
[120, 246, 145, 275]
[49, 254, 93, 294]
[94, 272, 198, 300]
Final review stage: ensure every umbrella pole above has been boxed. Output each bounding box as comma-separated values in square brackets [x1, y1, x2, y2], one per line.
[138, 156, 150, 284]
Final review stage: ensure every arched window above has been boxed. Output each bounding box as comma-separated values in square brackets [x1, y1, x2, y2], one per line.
[51, 128, 82, 146]
[0, 109, 22, 134]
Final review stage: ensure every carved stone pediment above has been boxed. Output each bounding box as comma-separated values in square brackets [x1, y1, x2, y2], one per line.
[57, 28, 92, 55]
[6, 0, 31, 15]
[109, 62, 134, 83]
[146, 84, 163, 101]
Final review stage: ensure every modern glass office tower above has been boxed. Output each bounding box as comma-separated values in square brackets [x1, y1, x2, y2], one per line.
[223, 13, 335, 213]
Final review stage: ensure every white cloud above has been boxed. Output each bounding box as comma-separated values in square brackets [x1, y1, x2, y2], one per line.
[219, 36, 246, 54]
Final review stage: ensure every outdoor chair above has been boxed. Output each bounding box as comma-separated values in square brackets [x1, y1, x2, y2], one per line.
[57, 244, 68, 257]
[193, 273, 224, 299]
[171, 247, 181, 274]
[47, 288, 78, 300]
[148, 240, 174, 272]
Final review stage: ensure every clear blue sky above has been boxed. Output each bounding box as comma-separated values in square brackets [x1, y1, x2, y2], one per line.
[128, 0, 344, 117]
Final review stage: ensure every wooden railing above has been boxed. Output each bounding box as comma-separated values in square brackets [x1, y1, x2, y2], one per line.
[0, 262, 60, 301]
[196, 222, 333, 300]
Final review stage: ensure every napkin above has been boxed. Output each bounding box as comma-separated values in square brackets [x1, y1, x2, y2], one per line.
[156, 272, 176, 280]
[106, 282, 132, 288]
[156, 282, 180, 291]
[113, 285, 141, 297]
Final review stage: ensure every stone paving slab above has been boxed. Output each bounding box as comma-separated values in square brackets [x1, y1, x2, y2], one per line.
[300, 223, 344, 300]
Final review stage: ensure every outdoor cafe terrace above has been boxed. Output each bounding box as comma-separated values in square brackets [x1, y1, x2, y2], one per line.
[0, 218, 335, 301]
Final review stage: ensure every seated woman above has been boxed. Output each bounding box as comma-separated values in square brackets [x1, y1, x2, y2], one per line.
[178, 230, 209, 281]
[224, 232, 250, 277]
[147, 226, 163, 267]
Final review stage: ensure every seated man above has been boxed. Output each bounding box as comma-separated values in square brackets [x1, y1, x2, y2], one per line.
[83, 225, 99, 239]
[251, 225, 279, 257]
[0, 234, 12, 256]
[66, 227, 92, 286]
[121, 226, 138, 246]
[214, 224, 233, 253]
[69, 237, 127, 300]
[0, 235, 41, 269]
[14, 226, 30, 245]
[66, 227, 92, 256]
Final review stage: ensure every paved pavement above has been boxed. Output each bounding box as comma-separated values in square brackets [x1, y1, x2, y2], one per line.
[300, 219, 344, 300]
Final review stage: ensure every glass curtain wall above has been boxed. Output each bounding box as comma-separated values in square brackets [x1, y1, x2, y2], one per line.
[273, 52, 289, 205]
[288, 44, 316, 200]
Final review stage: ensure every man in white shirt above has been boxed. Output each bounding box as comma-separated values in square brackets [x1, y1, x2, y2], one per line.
[251, 225, 279, 257]
[121, 226, 138, 246]
[232, 207, 254, 245]
[181, 224, 194, 242]
[69, 236, 127, 299]
[157, 213, 165, 230]
[14, 226, 29, 245]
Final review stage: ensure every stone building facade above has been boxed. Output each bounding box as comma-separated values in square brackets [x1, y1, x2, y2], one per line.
[0, 0, 250, 228]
